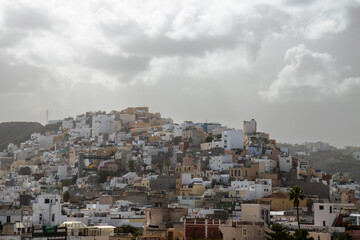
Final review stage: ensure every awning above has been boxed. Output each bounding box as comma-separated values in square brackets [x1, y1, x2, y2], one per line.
[15, 222, 26, 229]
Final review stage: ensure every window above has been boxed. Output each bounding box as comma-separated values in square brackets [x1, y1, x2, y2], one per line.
[329, 206, 332, 213]
[45, 199, 50, 204]
[6, 216, 10, 223]
[39, 214, 43, 221]
[242, 228, 247, 236]
[323, 221, 326, 226]
[258, 229, 262, 237]
[52, 214, 55, 222]
[210, 229, 215, 237]
[319, 205, 324, 210]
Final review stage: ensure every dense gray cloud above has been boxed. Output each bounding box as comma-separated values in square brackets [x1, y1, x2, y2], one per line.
[260, 45, 360, 102]
[0, 0, 359, 147]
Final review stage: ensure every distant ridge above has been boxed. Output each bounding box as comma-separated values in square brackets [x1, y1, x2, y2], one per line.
[0, 122, 60, 151]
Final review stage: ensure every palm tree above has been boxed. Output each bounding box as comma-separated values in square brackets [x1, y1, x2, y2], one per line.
[289, 185, 305, 229]
[265, 224, 292, 240]
[293, 229, 314, 240]
[164, 160, 171, 170]
[127, 159, 135, 172]
[157, 162, 164, 173]
[142, 163, 148, 174]
[63, 191, 70, 202]
[336, 232, 352, 240]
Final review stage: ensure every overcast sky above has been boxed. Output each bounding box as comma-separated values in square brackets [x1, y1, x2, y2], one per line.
[0, 0, 359, 147]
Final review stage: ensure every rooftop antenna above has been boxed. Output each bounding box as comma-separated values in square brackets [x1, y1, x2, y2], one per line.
[46, 110, 49, 125]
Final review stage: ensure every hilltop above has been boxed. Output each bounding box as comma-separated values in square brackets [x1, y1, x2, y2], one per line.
[0, 122, 60, 151]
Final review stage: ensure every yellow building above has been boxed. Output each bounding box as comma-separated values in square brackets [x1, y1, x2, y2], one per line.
[257, 192, 307, 211]
[179, 184, 206, 197]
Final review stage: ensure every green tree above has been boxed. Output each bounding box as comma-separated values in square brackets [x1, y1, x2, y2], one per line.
[164, 160, 171, 170]
[61, 179, 73, 187]
[97, 169, 118, 183]
[292, 229, 314, 240]
[132, 230, 141, 240]
[211, 179, 217, 188]
[142, 163, 148, 174]
[19, 166, 31, 175]
[289, 185, 305, 229]
[63, 191, 70, 202]
[265, 224, 292, 240]
[157, 162, 164, 173]
[127, 159, 135, 172]
[336, 232, 352, 240]
[205, 136, 213, 142]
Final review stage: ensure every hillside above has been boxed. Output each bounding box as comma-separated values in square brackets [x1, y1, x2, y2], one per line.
[278, 143, 360, 181]
[0, 122, 61, 151]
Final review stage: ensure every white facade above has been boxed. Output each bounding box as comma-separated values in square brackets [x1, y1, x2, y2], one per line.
[354, 151, 360, 161]
[314, 203, 338, 227]
[69, 128, 91, 139]
[209, 155, 233, 172]
[32, 194, 62, 226]
[62, 118, 74, 130]
[57, 165, 67, 181]
[7, 143, 18, 154]
[92, 115, 115, 137]
[222, 129, 244, 150]
[230, 179, 272, 200]
[243, 119, 257, 135]
[36, 135, 54, 149]
[279, 156, 293, 172]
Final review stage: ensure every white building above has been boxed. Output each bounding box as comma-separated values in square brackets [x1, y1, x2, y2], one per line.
[230, 179, 272, 200]
[314, 203, 356, 227]
[32, 194, 62, 226]
[35, 135, 54, 149]
[243, 119, 257, 135]
[279, 156, 293, 172]
[221, 129, 244, 150]
[92, 115, 115, 137]
[69, 128, 91, 139]
[209, 155, 233, 172]
[314, 203, 337, 227]
[7, 143, 18, 154]
[57, 165, 68, 181]
[62, 118, 74, 130]
[353, 151, 360, 161]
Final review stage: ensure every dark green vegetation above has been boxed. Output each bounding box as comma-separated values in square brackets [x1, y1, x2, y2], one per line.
[0, 122, 61, 151]
[265, 224, 314, 240]
[19, 166, 31, 175]
[63, 191, 70, 202]
[336, 232, 352, 240]
[97, 169, 121, 183]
